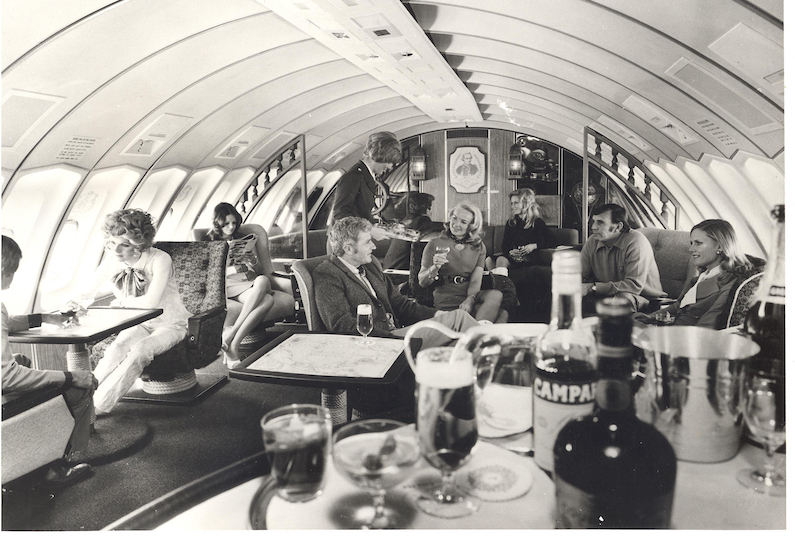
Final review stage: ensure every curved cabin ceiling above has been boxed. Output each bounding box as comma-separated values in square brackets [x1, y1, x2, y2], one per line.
[2, 0, 783, 181]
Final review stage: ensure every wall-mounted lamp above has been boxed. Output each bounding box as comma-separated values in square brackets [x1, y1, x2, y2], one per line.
[508, 143, 523, 178]
[410, 145, 427, 181]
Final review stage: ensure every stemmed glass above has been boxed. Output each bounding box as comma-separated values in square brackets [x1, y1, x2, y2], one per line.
[736, 368, 785, 496]
[414, 346, 481, 518]
[332, 419, 421, 529]
[356, 304, 374, 345]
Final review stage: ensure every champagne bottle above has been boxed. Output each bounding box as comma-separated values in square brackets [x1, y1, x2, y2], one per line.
[554, 297, 677, 528]
[533, 250, 597, 473]
[744, 205, 785, 375]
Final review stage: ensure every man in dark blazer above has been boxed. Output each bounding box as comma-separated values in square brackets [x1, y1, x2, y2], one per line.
[315, 217, 480, 417]
[316, 217, 479, 344]
[329, 132, 403, 249]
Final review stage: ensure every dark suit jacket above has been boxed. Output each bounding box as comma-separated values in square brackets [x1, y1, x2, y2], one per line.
[331, 161, 378, 223]
[314, 256, 437, 337]
[670, 269, 740, 329]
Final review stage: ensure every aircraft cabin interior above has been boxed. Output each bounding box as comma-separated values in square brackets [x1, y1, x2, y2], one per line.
[0, 0, 787, 531]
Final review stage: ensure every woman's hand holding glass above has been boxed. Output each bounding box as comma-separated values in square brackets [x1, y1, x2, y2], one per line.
[432, 246, 450, 268]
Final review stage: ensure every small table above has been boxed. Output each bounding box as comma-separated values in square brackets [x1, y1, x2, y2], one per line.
[229, 331, 414, 389]
[8, 307, 163, 373]
[105, 436, 785, 530]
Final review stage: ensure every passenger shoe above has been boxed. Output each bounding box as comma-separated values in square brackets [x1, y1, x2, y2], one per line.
[36, 460, 92, 490]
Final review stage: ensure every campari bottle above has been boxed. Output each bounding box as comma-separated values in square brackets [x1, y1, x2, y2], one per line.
[553, 297, 677, 528]
[533, 249, 597, 473]
[744, 205, 785, 374]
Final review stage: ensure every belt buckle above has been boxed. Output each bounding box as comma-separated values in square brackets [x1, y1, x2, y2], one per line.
[453, 275, 465, 284]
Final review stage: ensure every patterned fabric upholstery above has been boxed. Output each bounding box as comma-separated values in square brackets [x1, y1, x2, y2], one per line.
[90, 241, 228, 378]
[727, 265, 765, 328]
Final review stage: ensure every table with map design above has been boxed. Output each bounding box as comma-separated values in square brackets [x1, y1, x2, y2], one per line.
[229, 331, 415, 388]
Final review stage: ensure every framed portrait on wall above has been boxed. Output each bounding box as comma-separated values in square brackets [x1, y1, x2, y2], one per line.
[449, 146, 486, 193]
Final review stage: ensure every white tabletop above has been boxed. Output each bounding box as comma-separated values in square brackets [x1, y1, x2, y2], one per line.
[156, 439, 784, 530]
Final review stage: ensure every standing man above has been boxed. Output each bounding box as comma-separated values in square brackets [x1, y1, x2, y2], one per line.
[2, 235, 96, 488]
[580, 204, 665, 313]
[330, 132, 403, 248]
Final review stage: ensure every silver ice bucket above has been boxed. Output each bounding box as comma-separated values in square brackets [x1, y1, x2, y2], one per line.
[633, 326, 760, 463]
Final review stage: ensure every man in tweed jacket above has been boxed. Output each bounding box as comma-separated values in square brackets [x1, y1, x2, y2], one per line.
[315, 217, 479, 347]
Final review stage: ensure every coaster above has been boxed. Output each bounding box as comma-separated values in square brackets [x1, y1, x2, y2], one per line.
[455, 449, 533, 502]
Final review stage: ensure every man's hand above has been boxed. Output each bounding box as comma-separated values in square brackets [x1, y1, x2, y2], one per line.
[70, 370, 97, 390]
[41, 313, 68, 326]
[582, 283, 594, 296]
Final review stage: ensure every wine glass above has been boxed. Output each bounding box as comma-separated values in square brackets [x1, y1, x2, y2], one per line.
[332, 419, 421, 529]
[736, 368, 785, 496]
[435, 246, 450, 261]
[414, 346, 481, 518]
[356, 304, 374, 345]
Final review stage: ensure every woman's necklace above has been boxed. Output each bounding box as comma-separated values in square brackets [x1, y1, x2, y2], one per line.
[453, 236, 468, 251]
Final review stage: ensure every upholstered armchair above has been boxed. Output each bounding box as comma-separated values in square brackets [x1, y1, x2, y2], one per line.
[90, 240, 228, 396]
[2, 386, 74, 485]
[192, 224, 295, 348]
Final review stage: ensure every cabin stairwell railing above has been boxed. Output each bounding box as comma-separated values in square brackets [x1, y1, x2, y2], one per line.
[582, 127, 681, 240]
[234, 134, 308, 259]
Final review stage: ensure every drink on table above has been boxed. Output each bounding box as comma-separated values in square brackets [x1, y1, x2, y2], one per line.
[414, 346, 481, 518]
[533, 249, 597, 472]
[333, 420, 421, 529]
[261, 404, 333, 503]
[554, 297, 677, 528]
[744, 205, 785, 375]
[357, 303, 374, 345]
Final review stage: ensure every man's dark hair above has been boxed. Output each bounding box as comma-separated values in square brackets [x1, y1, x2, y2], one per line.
[2, 235, 22, 277]
[592, 203, 630, 233]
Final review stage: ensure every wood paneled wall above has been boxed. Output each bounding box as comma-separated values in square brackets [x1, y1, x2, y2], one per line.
[416, 129, 519, 227]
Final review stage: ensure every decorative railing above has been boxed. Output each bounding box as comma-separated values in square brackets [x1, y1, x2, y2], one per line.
[235, 135, 305, 219]
[583, 128, 680, 235]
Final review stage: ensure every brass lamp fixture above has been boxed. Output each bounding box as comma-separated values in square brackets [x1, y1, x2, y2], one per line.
[508, 143, 523, 178]
[410, 145, 427, 181]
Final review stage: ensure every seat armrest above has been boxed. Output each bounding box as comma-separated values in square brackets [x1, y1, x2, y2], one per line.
[2, 384, 65, 421]
[186, 306, 227, 348]
[271, 270, 291, 279]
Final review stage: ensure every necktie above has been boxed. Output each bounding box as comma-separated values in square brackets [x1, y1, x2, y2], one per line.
[111, 266, 148, 298]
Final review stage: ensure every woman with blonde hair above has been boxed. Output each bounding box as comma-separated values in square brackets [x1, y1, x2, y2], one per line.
[636, 219, 756, 329]
[72, 209, 190, 414]
[486, 188, 556, 275]
[419, 202, 507, 323]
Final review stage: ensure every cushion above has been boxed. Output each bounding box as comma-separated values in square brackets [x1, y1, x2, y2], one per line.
[637, 227, 694, 298]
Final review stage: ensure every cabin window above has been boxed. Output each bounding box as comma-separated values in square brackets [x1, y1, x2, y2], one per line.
[155, 167, 225, 241]
[38, 167, 142, 310]
[128, 167, 188, 232]
[195, 168, 256, 230]
[2, 167, 82, 313]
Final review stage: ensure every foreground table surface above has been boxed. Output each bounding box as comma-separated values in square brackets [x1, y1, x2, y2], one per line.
[155, 439, 785, 530]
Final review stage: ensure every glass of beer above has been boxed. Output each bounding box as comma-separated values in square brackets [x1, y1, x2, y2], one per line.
[414, 346, 481, 518]
[357, 303, 374, 345]
[260, 404, 333, 503]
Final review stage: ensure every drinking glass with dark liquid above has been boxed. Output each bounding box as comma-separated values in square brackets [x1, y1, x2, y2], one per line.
[413, 346, 481, 518]
[260, 404, 333, 503]
[357, 303, 374, 345]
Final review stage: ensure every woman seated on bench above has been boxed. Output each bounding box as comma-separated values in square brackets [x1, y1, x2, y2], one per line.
[203, 202, 277, 368]
[485, 188, 557, 276]
[418, 201, 508, 323]
[635, 219, 754, 329]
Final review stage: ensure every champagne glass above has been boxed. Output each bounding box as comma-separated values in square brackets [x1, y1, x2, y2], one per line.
[414, 346, 481, 518]
[356, 304, 374, 345]
[736, 368, 785, 496]
[332, 419, 421, 529]
[435, 246, 450, 261]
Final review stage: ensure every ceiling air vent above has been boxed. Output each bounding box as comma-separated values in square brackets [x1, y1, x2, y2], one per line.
[447, 129, 488, 139]
[622, 95, 698, 146]
[2, 90, 63, 149]
[666, 58, 779, 133]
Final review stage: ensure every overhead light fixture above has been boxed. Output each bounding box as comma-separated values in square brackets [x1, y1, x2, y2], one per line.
[508, 143, 523, 178]
[410, 145, 427, 181]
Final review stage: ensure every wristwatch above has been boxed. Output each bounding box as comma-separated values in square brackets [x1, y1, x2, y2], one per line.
[591, 284, 597, 293]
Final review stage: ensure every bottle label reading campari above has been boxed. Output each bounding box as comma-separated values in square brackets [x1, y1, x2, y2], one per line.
[533, 373, 597, 472]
